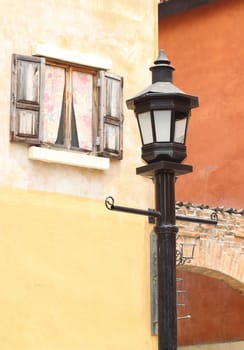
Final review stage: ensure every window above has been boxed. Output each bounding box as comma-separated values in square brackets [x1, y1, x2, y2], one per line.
[10, 54, 123, 159]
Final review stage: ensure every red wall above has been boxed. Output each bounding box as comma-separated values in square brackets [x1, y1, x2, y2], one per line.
[159, 1, 244, 346]
[159, 0, 244, 208]
[177, 270, 244, 346]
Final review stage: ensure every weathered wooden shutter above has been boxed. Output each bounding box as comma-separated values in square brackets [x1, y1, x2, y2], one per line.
[98, 71, 123, 159]
[10, 54, 45, 144]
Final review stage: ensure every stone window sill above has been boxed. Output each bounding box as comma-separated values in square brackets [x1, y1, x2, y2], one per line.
[28, 146, 110, 170]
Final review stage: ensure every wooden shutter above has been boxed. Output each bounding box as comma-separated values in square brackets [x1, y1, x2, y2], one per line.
[10, 54, 45, 144]
[98, 71, 123, 159]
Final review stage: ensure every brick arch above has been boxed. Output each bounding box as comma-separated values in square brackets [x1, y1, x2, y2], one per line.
[176, 203, 244, 295]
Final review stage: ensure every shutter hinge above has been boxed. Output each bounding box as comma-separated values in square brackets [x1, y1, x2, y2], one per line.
[13, 54, 17, 66]
[10, 131, 15, 142]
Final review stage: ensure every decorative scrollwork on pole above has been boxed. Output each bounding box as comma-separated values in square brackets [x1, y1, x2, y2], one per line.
[105, 196, 114, 210]
[210, 211, 218, 222]
[176, 242, 196, 266]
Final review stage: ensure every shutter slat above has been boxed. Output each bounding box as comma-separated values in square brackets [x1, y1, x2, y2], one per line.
[10, 54, 45, 144]
[98, 71, 123, 159]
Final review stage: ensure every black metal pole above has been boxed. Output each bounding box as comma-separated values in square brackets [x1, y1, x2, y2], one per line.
[154, 169, 178, 350]
[106, 160, 214, 349]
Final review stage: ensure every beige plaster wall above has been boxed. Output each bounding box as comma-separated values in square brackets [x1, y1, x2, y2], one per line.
[0, 0, 157, 208]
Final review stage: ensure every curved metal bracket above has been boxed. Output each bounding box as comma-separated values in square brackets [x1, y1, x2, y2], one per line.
[105, 196, 115, 210]
[105, 196, 218, 225]
[105, 196, 161, 218]
[210, 211, 218, 222]
[176, 212, 218, 225]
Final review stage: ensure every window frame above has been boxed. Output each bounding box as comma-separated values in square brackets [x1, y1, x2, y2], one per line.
[10, 54, 123, 160]
[43, 59, 99, 152]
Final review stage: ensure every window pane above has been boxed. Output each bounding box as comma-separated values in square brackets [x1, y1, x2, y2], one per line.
[154, 110, 171, 142]
[138, 112, 153, 144]
[43, 65, 65, 144]
[17, 109, 38, 136]
[17, 61, 40, 103]
[72, 71, 93, 150]
[174, 118, 187, 143]
[106, 78, 121, 119]
[104, 123, 119, 153]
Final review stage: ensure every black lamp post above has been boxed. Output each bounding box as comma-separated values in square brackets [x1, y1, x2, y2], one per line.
[126, 50, 199, 350]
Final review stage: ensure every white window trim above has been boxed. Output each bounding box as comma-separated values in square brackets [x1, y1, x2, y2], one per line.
[31, 44, 112, 70]
[28, 146, 110, 170]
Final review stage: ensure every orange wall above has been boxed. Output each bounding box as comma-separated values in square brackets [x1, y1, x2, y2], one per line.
[159, 0, 244, 208]
[177, 270, 244, 346]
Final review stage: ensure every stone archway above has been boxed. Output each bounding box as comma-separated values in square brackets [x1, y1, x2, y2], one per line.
[176, 202, 244, 294]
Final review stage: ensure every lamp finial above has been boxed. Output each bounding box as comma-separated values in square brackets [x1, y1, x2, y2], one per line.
[150, 49, 175, 83]
[154, 50, 170, 65]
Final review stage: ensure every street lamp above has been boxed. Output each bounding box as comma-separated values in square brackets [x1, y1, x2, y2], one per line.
[127, 50, 198, 164]
[126, 50, 199, 350]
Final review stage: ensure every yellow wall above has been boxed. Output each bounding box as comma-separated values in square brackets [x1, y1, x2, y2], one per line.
[0, 187, 156, 350]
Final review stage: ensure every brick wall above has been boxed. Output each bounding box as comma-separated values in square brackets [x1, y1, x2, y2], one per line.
[176, 203, 244, 294]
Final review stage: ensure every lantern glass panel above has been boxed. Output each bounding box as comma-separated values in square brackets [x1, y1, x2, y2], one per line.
[174, 117, 187, 143]
[138, 111, 153, 144]
[154, 110, 171, 142]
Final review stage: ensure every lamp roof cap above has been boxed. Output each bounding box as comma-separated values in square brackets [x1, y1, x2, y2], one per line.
[126, 50, 199, 110]
[126, 82, 199, 109]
